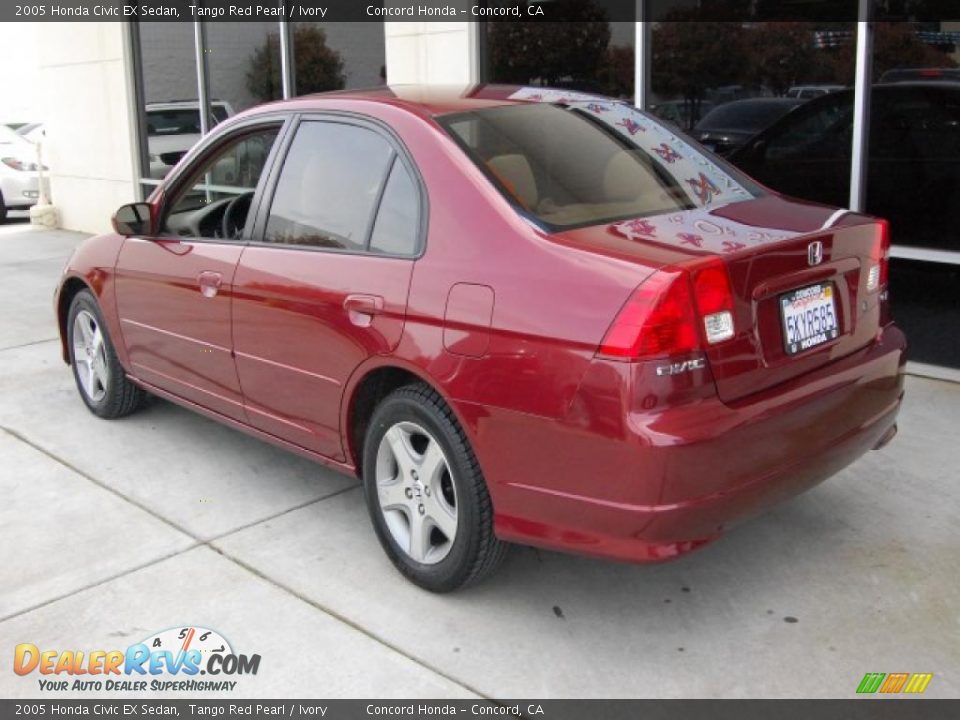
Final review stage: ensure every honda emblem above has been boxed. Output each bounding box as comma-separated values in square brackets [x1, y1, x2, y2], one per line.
[808, 241, 824, 266]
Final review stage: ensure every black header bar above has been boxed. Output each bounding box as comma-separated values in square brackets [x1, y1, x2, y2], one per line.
[4, 1, 960, 23]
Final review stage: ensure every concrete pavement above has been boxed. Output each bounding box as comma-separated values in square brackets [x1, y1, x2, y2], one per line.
[1, 222, 958, 699]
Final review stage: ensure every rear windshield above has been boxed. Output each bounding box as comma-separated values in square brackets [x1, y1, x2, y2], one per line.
[698, 101, 799, 131]
[440, 102, 761, 231]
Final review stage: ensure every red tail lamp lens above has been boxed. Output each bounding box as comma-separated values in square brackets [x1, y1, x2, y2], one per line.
[598, 270, 700, 359]
[692, 259, 734, 316]
[691, 258, 736, 345]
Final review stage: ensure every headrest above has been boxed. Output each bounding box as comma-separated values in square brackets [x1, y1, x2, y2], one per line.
[487, 154, 538, 209]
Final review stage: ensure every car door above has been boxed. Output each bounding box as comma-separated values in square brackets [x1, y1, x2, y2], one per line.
[114, 121, 285, 421]
[232, 116, 423, 459]
[731, 92, 853, 207]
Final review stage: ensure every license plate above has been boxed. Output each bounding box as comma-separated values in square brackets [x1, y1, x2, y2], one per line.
[780, 283, 839, 356]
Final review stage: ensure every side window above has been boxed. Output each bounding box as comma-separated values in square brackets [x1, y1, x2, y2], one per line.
[264, 121, 397, 252]
[369, 158, 420, 255]
[765, 97, 852, 161]
[162, 127, 279, 239]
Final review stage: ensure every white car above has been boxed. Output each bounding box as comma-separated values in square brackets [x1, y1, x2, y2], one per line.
[146, 101, 233, 179]
[16, 122, 45, 144]
[0, 125, 43, 221]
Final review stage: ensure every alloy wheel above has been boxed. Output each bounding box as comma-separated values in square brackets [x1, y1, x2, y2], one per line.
[72, 309, 108, 403]
[375, 421, 459, 565]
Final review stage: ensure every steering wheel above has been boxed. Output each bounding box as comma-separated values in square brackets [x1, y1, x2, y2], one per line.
[221, 191, 255, 240]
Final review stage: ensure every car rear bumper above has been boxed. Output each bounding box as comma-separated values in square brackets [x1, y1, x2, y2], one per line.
[0, 173, 41, 208]
[481, 324, 906, 563]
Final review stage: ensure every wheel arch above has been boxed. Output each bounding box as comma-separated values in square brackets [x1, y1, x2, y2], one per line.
[56, 276, 94, 363]
[341, 359, 472, 476]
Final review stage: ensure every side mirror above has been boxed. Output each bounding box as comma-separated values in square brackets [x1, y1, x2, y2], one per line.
[112, 202, 154, 236]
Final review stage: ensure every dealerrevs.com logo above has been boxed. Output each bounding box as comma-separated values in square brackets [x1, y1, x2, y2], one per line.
[13, 626, 261, 693]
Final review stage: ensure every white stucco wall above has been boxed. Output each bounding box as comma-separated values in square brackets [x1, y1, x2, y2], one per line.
[384, 22, 477, 85]
[35, 23, 139, 234]
[0, 23, 43, 125]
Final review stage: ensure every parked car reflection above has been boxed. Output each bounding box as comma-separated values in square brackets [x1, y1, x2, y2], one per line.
[728, 81, 960, 251]
[785, 84, 845, 100]
[693, 98, 803, 156]
[649, 99, 714, 132]
[146, 100, 234, 179]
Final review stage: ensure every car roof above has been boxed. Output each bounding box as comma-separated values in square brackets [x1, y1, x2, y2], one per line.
[807, 81, 960, 97]
[238, 84, 589, 120]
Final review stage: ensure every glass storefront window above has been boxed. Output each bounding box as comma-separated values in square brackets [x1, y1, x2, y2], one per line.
[867, 19, 960, 368]
[650, 20, 856, 214]
[295, 23, 386, 91]
[865, 20, 959, 254]
[207, 22, 282, 118]
[483, 0, 635, 99]
[137, 22, 201, 182]
[134, 20, 387, 188]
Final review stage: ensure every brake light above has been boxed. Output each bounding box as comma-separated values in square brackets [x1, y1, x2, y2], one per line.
[598, 260, 737, 360]
[691, 258, 736, 344]
[867, 220, 890, 292]
[598, 269, 699, 359]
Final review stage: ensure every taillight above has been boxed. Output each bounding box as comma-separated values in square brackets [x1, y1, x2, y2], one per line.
[691, 258, 735, 345]
[598, 269, 699, 359]
[867, 220, 890, 292]
[598, 260, 736, 360]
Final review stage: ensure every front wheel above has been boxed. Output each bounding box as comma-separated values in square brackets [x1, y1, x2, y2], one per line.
[362, 383, 506, 592]
[67, 290, 145, 418]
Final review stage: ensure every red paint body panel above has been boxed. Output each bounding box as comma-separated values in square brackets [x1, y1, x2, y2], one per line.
[56, 86, 906, 565]
[232, 247, 413, 459]
[443, 283, 495, 358]
[114, 238, 246, 420]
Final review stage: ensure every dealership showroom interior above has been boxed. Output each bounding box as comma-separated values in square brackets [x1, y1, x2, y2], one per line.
[0, 0, 958, 712]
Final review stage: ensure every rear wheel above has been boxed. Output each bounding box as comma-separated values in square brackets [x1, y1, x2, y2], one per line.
[67, 290, 145, 418]
[362, 383, 506, 592]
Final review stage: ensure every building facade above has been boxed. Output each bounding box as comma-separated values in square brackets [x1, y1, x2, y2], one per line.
[5, 11, 959, 373]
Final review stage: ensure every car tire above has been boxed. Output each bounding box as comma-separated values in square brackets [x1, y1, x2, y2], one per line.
[67, 290, 145, 418]
[362, 382, 507, 592]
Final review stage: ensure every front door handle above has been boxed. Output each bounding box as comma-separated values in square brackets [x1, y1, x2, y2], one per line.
[343, 294, 384, 327]
[198, 271, 222, 298]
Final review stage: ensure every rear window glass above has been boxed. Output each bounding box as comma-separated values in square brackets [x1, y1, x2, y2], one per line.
[440, 102, 760, 231]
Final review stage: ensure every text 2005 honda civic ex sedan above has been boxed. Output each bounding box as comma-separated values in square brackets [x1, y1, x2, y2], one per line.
[55, 85, 905, 591]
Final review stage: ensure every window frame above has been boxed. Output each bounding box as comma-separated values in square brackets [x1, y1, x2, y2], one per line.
[153, 113, 293, 244]
[248, 111, 429, 260]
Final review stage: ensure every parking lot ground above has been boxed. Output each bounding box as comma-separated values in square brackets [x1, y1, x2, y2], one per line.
[1, 223, 958, 699]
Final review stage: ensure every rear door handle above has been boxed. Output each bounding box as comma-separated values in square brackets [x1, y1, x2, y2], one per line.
[343, 294, 384, 327]
[198, 271, 222, 298]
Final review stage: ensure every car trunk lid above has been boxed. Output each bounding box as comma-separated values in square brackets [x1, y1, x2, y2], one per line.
[604, 196, 888, 403]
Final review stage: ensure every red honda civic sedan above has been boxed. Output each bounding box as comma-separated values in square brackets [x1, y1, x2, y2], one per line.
[55, 85, 905, 591]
